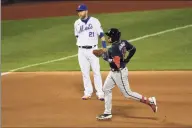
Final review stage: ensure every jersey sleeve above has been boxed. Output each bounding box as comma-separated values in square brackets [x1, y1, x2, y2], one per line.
[74, 22, 78, 37]
[124, 40, 136, 60]
[125, 40, 134, 51]
[95, 19, 104, 36]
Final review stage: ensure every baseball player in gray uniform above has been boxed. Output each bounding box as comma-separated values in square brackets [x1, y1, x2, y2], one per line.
[96, 28, 158, 120]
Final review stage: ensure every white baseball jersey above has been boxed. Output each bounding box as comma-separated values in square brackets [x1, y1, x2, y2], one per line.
[74, 17, 104, 46]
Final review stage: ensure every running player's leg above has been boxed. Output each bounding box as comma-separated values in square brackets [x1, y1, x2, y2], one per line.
[89, 48, 104, 97]
[115, 67, 155, 105]
[103, 71, 115, 114]
[78, 49, 93, 97]
[96, 71, 115, 120]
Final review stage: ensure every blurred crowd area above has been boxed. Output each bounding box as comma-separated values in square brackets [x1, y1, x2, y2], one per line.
[1, 0, 76, 5]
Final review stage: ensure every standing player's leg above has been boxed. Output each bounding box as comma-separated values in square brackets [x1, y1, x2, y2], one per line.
[89, 48, 104, 100]
[96, 71, 115, 120]
[78, 49, 93, 99]
[115, 67, 157, 112]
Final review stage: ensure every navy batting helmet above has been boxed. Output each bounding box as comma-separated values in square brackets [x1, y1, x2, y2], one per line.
[105, 28, 121, 42]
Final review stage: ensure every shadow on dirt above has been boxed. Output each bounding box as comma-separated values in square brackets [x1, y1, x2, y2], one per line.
[113, 105, 158, 120]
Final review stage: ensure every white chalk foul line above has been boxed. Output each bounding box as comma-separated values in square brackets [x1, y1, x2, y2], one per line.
[1, 54, 78, 76]
[1, 24, 192, 76]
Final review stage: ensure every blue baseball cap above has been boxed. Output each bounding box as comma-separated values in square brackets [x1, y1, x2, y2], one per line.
[76, 4, 88, 11]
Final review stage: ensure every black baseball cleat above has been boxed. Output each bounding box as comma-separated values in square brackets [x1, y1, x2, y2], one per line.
[96, 114, 112, 120]
[97, 96, 105, 101]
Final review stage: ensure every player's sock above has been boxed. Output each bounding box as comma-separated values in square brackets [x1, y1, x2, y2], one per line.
[140, 96, 151, 105]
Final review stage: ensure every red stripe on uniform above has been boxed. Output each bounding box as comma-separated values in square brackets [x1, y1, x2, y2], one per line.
[113, 56, 120, 68]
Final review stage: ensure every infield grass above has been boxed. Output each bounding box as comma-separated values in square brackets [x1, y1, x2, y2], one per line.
[2, 8, 192, 72]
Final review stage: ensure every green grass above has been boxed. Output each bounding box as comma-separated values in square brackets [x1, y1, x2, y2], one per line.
[2, 8, 192, 72]
[131, 27, 192, 70]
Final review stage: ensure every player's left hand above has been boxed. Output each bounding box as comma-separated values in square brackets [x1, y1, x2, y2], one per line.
[102, 53, 112, 63]
[93, 49, 106, 57]
[124, 58, 130, 64]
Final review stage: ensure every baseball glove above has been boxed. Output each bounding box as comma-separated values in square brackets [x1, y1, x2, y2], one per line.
[93, 49, 106, 57]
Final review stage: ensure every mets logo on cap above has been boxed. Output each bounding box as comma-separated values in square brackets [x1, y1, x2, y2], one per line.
[76, 4, 88, 11]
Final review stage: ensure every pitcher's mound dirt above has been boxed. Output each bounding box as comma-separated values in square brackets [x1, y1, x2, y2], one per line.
[2, 71, 192, 127]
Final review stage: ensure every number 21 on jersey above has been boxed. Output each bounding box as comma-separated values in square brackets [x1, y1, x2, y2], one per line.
[89, 32, 94, 37]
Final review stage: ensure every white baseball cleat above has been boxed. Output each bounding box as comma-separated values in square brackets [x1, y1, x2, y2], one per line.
[149, 97, 158, 113]
[81, 95, 91, 100]
[96, 114, 112, 120]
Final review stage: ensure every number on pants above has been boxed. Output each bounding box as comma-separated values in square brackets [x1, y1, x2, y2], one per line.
[89, 32, 94, 37]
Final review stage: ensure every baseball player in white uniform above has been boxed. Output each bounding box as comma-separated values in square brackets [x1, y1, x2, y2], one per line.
[74, 4, 107, 101]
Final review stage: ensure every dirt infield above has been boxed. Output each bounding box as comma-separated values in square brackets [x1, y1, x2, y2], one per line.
[2, 71, 192, 127]
[2, 1, 192, 20]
